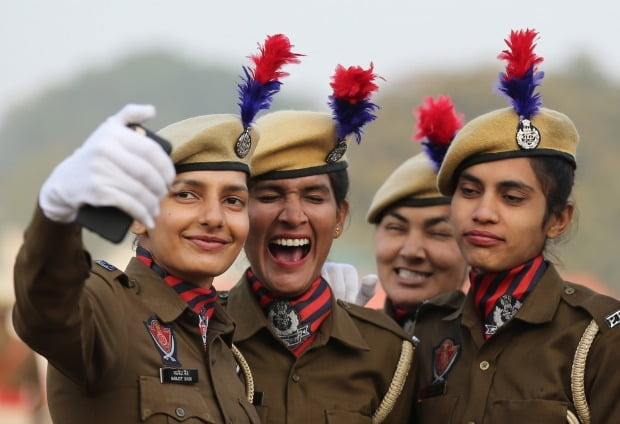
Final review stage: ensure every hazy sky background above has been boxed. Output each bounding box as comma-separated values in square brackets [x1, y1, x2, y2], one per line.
[2, 0, 619, 128]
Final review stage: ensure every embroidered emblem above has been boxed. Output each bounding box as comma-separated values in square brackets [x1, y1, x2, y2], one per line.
[432, 337, 460, 383]
[486, 294, 522, 336]
[605, 309, 620, 328]
[267, 300, 310, 347]
[144, 316, 180, 366]
[95, 259, 117, 271]
[235, 129, 252, 158]
[325, 140, 348, 163]
[515, 118, 541, 149]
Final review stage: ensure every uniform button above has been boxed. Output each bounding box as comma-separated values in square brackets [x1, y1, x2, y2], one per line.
[467, 421, 476, 424]
[292, 374, 301, 382]
[127, 278, 136, 288]
[175, 407, 186, 418]
[218, 291, 229, 299]
[479, 360, 490, 371]
[564, 287, 575, 295]
[143, 408, 151, 416]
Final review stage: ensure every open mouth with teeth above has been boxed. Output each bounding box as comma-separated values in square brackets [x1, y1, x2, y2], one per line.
[396, 268, 432, 283]
[269, 238, 311, 263]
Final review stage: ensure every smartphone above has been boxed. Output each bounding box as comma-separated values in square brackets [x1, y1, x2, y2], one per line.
[75, 124, 172, 243]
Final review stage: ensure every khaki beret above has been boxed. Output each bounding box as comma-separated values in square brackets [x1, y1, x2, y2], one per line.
[437, 107, 579, 195]
[157, 114, 259, 174]
[251, 110, 349, 179]
[366, 153, 450, 223]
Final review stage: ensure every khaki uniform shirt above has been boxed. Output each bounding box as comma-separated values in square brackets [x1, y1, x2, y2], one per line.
[221, 273, 415, 424]
[13, 207, 260, 423]
[411, 264, 620, 423]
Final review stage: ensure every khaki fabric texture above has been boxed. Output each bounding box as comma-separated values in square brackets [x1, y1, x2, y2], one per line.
[12, 207, 261, 424]
[157, 114, 259, 169]
[411, 265, 620, 423]
[437, 107, 579, 194]
[223, 274, 416, 423]
[367, 153, 446, 223]
[251, 110, 347, 177]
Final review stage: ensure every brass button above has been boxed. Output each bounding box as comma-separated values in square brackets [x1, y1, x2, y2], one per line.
[175, 407, 186, 418]
[467, 421, 476, 424]
[479, 360, 490, 371]
[564, 287, 575, 295]
[292, 374, 301, 382]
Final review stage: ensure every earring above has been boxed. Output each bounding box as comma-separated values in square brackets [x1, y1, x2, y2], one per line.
[334, 226, 341, 236]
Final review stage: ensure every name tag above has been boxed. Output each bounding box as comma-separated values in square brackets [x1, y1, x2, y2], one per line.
[160, 368, 199, 384]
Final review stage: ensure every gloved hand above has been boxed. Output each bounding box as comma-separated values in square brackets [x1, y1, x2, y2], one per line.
[39, 104, 175, 229]
[321, 262, 378, 306]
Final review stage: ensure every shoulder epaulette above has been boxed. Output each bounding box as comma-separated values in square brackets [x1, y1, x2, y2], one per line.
[337, 299, 409, 340]
[561, 282, 620, 333]
[91, 259, 130, 288]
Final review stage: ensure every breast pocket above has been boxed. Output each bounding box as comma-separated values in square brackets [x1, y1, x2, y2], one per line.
[414, 394, 459, 423]
[489, 399, 569, 422]
[139, 376, 216, 423]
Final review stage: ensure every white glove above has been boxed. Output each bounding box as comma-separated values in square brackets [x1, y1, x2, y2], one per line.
[39, 104, 175, 229]
[357, 273, 378, 306]
[321, 262, 378, 306]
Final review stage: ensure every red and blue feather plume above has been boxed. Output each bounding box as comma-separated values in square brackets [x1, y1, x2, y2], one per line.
[238, 34, 303, 130]
[328, 63, 381, 144]
[413, 95, 464, 171]
[496, 29, 544, 119]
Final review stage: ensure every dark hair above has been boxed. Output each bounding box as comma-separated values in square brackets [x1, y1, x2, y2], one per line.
[327, 168, 349, 208]
[528, 156, 575, 226]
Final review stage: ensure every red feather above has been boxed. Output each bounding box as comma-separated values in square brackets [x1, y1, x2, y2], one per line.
[497, 29, 544, 79]
[330, 63, 381, 104]
[413, 95, 463, 146]
[250, 34, 303, 84]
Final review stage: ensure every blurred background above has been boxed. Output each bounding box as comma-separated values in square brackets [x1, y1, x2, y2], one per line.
[2, 0, 619, 421]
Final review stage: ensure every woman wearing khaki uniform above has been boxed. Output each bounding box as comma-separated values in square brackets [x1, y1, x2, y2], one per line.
[223, 64, 416, 423]
[12, 35, 300, 423]
[412, 29, 620, 423]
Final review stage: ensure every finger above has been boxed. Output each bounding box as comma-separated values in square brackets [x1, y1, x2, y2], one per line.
[111, 103, 156, 124]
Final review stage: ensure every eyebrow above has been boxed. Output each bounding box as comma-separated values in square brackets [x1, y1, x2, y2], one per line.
[252, 183, 331, 194]
[424, 216, 450, 227]
[460, 172, 534, 192]
[386, 211, 449, 227]
[172, 179, 248, 193]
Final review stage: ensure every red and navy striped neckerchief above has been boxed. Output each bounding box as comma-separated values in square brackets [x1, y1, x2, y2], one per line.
[470, 255, 547, 339]
[391, 301, 416, 327]
[136, 246, 216, 350]
[247, 269, 332, 357]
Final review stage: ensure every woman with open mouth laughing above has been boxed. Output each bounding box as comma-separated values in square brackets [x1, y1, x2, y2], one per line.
[411, 29, 620, 424]
[221, 64, 416, 423]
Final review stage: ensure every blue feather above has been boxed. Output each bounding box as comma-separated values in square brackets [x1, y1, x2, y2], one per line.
[422, 140, 450, 172]
[496, 67, 544, 118]
[328, 97, 379, 143]
[237, 67, 282, 129]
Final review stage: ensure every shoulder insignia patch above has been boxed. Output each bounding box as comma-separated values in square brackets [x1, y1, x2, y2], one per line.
[604, 309, 620, 329]
[95, 260, 117, 271]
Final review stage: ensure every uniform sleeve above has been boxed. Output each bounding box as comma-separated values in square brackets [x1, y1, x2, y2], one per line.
[585, 324, 620, 423]
[12, 205, 126, 388]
